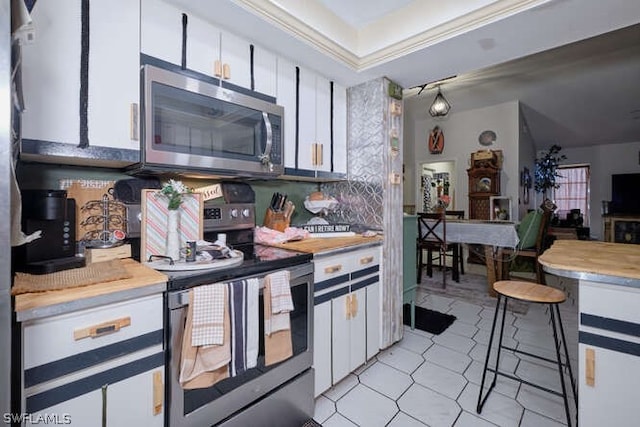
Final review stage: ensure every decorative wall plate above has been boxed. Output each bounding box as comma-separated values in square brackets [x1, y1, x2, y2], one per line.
[478, 130, 496, 146]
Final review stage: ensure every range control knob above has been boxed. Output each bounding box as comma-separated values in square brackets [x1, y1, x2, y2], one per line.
[242, 208, 251, 218]
[230, 208, 239, 218]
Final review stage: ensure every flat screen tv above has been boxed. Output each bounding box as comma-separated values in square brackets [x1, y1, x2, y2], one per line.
[611, 173, 640, 214]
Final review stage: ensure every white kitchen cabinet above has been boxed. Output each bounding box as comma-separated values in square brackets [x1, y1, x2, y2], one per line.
[278, 62, 347, 179]
[141, 0, 275, 96]
[22, 294, 165, 426]
[312, 245, 382, 396]
[313, 299, 332, 396]
[22, 0, 139, 150]
[578, 280, 640, 427]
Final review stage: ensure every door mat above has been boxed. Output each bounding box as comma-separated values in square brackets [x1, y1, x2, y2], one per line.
[403, 303, 456, 335]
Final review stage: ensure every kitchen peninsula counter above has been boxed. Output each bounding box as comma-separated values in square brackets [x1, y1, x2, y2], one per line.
[14, 258, 168, 321]
[539, 239, 640, 427]
[539, 239, 640, 286]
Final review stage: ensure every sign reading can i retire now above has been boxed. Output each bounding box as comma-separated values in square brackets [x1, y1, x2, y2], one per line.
[195, 184, 223, 201]
[302, 224, 351, 233]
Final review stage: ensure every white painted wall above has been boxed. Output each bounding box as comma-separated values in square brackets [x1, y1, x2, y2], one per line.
[561, 141, 640, 240]
[407, 101, 521, 219]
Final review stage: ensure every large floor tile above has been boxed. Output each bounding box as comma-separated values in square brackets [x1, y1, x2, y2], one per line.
[321, 412, 358, 427]
[445, 319, 479, 338]
[412, 361, 468, 399]
[377, 345, 424, 374]
[459, 382, 524, 427]
[520, 409, 567, 427]
[313, 395, 336, 424]
[335, 384, 398, 427]
[398, 329, 434, 354]
[398, 383, 461, 427]
[424, 343, 472, 373]
[323, 374, 359, 402]
[358, 360, 413, 400]
[387, 411, 429, 427]
[517, 384, 574, 426]
[454, 410, 498, 427]
[433, 331, 476, 354]
[463, 360, 520, 398]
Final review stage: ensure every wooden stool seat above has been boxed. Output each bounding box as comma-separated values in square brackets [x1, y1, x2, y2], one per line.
[493, 280, 566, 304]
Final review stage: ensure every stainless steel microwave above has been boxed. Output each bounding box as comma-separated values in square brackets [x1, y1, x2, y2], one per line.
[139, 65, 283, 177]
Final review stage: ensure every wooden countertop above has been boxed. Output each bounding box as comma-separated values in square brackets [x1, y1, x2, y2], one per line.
[539, 240, 640, 280]
[263, 235, 383, 254]
[15, 258, 168, 320]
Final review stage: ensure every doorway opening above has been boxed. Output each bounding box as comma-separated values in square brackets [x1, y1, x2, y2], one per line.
[418, 161, 457, 213]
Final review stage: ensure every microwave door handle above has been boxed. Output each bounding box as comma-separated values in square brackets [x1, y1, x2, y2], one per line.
[259, 112, 273, 170]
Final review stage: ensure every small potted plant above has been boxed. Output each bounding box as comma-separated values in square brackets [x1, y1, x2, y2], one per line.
[534, 144, 566, 198]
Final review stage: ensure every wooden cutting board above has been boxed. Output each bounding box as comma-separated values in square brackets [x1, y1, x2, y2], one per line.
[539, 240, 640, 280]
[264, 235, 383, 254]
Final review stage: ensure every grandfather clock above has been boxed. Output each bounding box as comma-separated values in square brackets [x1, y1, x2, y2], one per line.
[467, 150, 502, 220]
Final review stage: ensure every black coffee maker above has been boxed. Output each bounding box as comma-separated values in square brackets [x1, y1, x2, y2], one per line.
[14, 189, 86, 274]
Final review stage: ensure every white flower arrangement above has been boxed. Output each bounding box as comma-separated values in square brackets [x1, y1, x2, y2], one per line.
[159, 179, 191, 210]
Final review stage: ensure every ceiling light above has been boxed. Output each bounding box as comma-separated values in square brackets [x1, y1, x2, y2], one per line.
[429, 87, 451, 117]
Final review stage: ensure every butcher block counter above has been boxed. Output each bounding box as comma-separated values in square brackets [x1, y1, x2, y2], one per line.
[14, 258, 168, 322]
[539, 239, 640, 286]
[264, 234, 383, 255]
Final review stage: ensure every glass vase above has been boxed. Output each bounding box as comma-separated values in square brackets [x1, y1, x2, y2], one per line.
[165, 209, 181, 262]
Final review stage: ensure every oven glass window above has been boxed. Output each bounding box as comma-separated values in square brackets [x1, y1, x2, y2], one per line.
[183, 282, 309, 414]
[152, 82, 266, 160]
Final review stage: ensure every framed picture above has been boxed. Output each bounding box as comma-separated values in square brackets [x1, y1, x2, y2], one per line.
[140, 190, 203, 261]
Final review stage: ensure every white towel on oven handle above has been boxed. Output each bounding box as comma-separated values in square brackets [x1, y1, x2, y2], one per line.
[264, 272, 291, 336]
[191, 283, 226, 347]
[268, 270, 293, 314]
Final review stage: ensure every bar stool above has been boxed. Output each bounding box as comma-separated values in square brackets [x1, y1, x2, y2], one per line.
[476, 280, 577, 426]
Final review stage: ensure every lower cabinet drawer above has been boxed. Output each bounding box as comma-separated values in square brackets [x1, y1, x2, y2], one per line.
[23, 294, 163, 370]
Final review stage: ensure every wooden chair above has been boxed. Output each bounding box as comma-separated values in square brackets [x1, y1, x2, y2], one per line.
[500, 202, 554, 284]
[416, 212, 460, 288]
[445, 210, 466, 277]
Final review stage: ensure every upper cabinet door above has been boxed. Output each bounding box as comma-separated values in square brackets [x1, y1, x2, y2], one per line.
[141, 0, 183, 66]
[298, 67, 317, 171]
[332, 82, 348, 175]
[21, 0, 81, 145]
[220, 31, 251, 91]
[276, 57, 297, 170]
[315, 75, 331, 173]
[22, 0, 140, 150]
[186, 14, 221, 77]
[89, 0, 140, 150]
[253, 46, 277, 98]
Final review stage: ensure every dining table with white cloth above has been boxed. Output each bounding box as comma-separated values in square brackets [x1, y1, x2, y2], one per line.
[420, 219, 519, 296]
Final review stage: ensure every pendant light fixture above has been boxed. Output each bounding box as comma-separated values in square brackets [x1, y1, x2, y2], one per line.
[428, 87, 451, 117]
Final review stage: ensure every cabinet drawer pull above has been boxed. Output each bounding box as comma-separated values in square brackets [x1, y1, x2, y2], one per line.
[345, 294, 352, 319]
[324, 265, 342, 274]
[153, 370, 163, 415]
[317, 143, 323, 166]
[586, 347, 595, 386]
[223, 63, 231, 80]
[360, 256, 374, 265]
[214, 60, 222, 77]
[73, 317, 131, 340]
[350, 293, 358, 317]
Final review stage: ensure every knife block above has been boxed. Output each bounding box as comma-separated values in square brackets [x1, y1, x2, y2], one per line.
[263, 208, 290, 232]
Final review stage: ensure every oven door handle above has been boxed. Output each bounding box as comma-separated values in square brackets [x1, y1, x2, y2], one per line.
[168, 263, 313, 309]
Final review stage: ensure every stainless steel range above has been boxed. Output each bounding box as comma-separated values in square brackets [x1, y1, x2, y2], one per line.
[161, 202, 315, 427]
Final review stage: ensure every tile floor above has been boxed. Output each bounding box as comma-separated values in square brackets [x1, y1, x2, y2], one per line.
[313, 272, 579, 427]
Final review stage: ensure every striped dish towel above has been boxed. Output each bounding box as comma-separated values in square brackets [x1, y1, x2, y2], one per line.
[228, 278, 260, 376]
[268, 270, 293, 314]
[191, 283, 226, 347]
